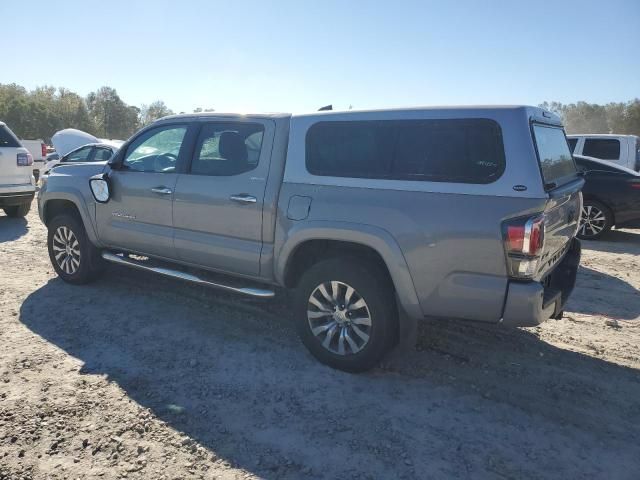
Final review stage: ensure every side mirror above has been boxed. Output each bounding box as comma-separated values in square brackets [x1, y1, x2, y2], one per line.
[108, 148, 125, 169]
[89, 173, 111, 203]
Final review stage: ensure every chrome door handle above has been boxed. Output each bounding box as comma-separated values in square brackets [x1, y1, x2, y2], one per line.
[151, 186, 173, 195]
[229, 194, 257, 204]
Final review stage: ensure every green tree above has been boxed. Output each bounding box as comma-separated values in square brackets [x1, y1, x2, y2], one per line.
[87, 86, 140, 140]
[140, 100, 174, 126]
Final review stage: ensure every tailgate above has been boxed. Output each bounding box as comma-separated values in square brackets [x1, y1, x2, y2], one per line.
[538, 179, 583, 277]
[0, 147, 33, 186]
[530, 122, 583, 278]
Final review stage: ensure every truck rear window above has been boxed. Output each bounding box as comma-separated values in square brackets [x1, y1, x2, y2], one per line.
[532, 124, 577, 186]
[0, 125, 21, 148]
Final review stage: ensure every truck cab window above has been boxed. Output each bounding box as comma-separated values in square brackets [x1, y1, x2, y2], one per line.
[123, 126, 187, 173]
[190, 123, 264, 176]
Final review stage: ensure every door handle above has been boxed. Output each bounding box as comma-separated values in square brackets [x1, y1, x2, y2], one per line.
[229, 194, 257, 204]
[151, 186, 173, 195]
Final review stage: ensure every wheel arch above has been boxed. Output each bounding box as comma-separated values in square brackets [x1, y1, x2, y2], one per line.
[40, 189, 100, 244]
[276, 221, 422, 319]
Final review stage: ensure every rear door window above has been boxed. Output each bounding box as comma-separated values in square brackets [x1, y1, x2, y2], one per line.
[305, 118, 505, 184]
[0, 125, 21, 148]
[532, 124, 577, 186]
[582, 138, 620, 160]
[189, 123, 265, 176]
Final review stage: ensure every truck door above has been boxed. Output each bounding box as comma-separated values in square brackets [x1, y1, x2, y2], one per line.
[95, 124, 190, 258]
[172, 119, 275, 276]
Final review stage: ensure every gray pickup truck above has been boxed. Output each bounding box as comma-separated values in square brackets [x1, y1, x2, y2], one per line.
[38, 106, 583, 372]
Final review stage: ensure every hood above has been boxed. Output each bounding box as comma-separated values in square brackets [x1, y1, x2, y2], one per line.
[51, 129, 99, 157]
[98, 138, 125, 149]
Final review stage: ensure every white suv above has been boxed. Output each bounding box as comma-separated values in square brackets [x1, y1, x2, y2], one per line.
[0, 122, 35, 217]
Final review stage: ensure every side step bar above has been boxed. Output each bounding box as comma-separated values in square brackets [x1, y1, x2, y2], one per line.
[101, 251, 275, 298]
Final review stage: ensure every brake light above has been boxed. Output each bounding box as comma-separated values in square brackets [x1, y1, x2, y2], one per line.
[502, 215, 545, 278]
[17, 152, 33, 166]
[630, 182, 640, 190]
[504, 215, 544, 256]
[41, 143, 47, 158]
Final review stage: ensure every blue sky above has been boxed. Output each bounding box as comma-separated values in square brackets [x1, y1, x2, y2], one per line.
[2, 0, 639, 113]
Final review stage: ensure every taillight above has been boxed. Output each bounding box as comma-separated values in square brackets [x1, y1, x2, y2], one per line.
[630, 181, 640, 190]
[502, 215, 545, 279]
[41, 143, 47, 158]
[17, 152, 33, 166]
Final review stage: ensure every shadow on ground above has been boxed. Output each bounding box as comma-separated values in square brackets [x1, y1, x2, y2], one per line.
[0, 215, 28, 243]
[580, 228, 640, 255]
[565, 265, 640, 320]
[18, 266, 640, 479]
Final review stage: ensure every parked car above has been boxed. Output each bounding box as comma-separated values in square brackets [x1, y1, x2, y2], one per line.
[19, 138, 47, 182]
[567, 134, 640, 171]
[42, 142, 119, 177]
[574, 155, 640, 239]
[0, 122, 35, 217]
[38, 106, 583, 372]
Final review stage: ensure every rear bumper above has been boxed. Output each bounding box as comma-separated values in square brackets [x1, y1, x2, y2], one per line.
[0, 191, 35, 207]
[0, 183, 36, 207]
[502, 238, 581, 327]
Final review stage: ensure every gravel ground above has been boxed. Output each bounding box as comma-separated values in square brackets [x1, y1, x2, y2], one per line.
[1, 204, 639, 480]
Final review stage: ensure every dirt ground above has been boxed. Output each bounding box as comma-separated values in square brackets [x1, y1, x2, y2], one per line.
[1, 203, 639, 480]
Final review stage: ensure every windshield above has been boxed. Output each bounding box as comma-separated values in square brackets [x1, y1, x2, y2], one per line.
[532, 124, 577, 186]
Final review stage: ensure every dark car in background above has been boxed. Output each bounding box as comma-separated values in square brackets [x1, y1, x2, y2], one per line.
[574, 155, 640, 239]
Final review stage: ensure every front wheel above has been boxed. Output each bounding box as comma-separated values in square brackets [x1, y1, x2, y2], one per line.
[294, 258, 397, 372]
[578, 200, 612, 240]
[47, 214, 104, 284]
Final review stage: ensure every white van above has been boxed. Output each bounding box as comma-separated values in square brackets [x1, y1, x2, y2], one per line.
[567, 134, 640, 171]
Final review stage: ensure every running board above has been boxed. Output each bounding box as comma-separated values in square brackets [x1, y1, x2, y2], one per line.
[101, 251, 275, 298]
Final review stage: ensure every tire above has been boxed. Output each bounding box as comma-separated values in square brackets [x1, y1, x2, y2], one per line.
[294, 257, 397, 373]
[47, 214, 104, 284]
[577, 200, 612, 240]
[3, 202, 31, 218]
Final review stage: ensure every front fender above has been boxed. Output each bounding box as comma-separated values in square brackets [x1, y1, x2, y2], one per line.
[39, 186, 100, 246]
[275, 221, 423, 319]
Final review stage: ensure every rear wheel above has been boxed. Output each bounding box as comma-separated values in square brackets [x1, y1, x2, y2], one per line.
[3, 202, 31, 218]
[294, 258, 397, 372]
[47, 214, 104, 284]
[578, 200, 612, 240]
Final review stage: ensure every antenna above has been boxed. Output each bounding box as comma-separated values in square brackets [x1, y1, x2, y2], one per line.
[318, 105, 333, 111]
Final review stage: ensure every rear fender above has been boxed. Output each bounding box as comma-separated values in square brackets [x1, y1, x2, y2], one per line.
[276, 221, 422, 319]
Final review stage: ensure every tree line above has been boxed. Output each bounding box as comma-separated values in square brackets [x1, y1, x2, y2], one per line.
[1, 83, 638, 143]
[0, 84, 176, 143]
[539, 100, 640, 136]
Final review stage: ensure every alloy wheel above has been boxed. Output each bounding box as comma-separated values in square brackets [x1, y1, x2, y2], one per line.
[579, 205, 606, 237]
[307, 281, 372, 356]
[52, 226, 81, 274]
